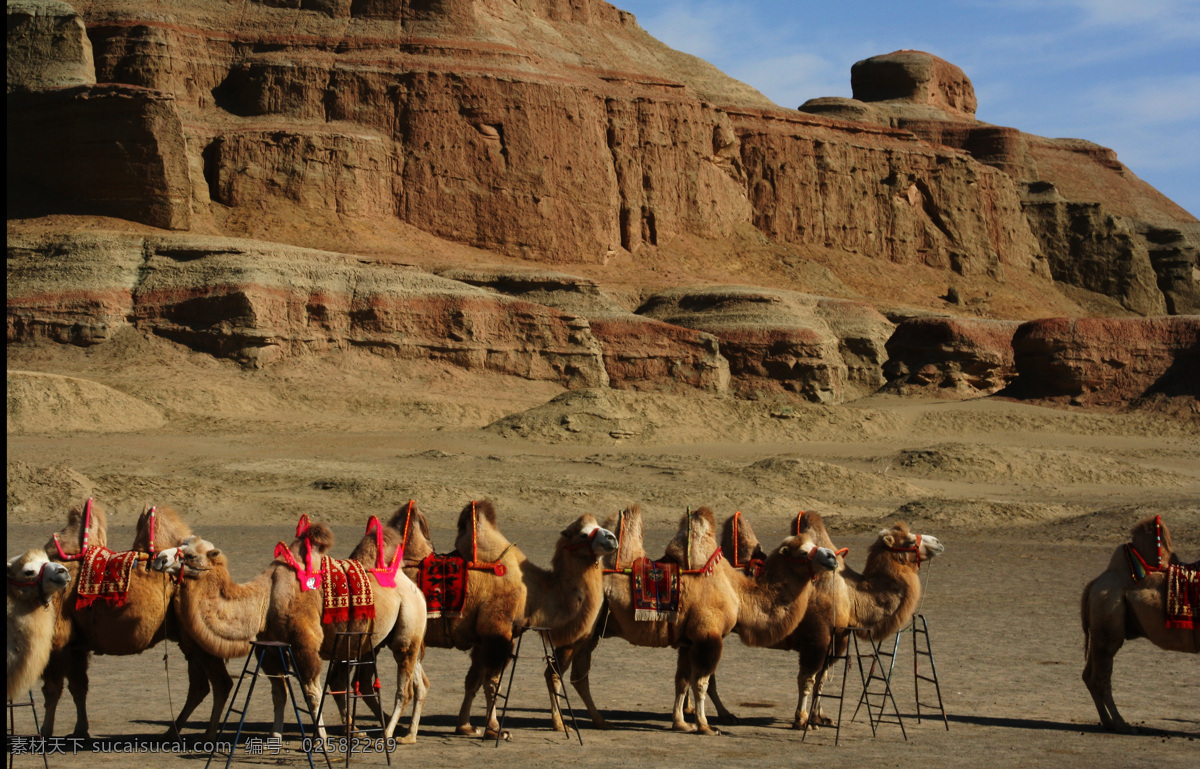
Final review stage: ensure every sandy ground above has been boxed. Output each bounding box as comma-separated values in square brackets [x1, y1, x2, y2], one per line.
[6, 334, 1200, 767]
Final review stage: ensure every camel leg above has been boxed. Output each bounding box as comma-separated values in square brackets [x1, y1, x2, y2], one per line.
[292, 645, 329, 741]
[565, 633, 610, 730]
[386, 653, 427, 745]
[794, 634, 835, 730]
[200, 653, 232, 741]
[688, 639, 722, 736]
[39, 650, 67, 737]
[1082, 581, 1134, 733]
[703, 674, 739, 724]
[544, 645, 570, 733]
[269, 676, 288, 740]
[165, 653, 209, 739]
[457, 636, 510, 737]
[64, 647, 91, 738]
[671, 646, 696, 733]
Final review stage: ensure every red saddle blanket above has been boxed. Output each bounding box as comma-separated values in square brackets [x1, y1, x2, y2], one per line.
[418, 553, 468, 619]
[632, 557, 680, 622]
[76, 546, 140, 609]
[320, 557, 376, 625]
[1166, 563, 1199, 630]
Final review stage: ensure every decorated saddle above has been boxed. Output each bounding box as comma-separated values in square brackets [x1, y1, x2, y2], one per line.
[275, 516, 376, 625]
[1123, 515, 1198, 630]
[632, 557, 681, 622]
[1166, 563, 1198, 630]
[417, 553, 468, 619]
[53, 498, 144, 610]
[75, 546, 141, 609]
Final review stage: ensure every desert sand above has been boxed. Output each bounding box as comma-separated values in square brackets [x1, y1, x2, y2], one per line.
[6, 331, 1198, 768]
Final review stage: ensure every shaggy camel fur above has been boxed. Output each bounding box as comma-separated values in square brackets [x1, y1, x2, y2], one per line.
[7, 549, 72, 700]
[388, 500, 617, 739]
[1081, 515, 1197, 732]
[40, 502, 230, 740]
[154, 518, 429, 743]
[549, 506, 838, 735]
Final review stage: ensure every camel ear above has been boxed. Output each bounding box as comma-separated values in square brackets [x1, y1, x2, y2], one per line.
[881, 532, 896, 547]
[208, 549, 221, 559]
[779, 545, 790, 558]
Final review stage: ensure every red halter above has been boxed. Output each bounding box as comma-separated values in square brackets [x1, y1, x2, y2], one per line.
[885, 534, 926, 566]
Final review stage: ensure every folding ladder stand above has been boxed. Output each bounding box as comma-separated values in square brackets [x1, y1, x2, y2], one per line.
[493, 626, 584, 746]
[315, 631, 391, 766]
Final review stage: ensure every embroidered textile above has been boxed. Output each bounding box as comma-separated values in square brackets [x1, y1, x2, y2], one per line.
[321, 556, 376, 625]
[418, 553, 468, 619]
[1165, 563, 1198, 630]
[632, 557, 680, 622]
[75, 546, 140, 609]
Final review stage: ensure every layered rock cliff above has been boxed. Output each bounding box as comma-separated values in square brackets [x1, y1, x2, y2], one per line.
[7, 0, 1199, 410]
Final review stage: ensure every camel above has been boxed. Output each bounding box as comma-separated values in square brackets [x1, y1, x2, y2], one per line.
[1081, 515, 1197, 733]
[8, 549, 72, 701]
[153, 516, 429, 743]
[746, 513, 944, 731]
[387, 500, 617, 739]
[39, 500, 231, 740]
[548, 506, 838, 735]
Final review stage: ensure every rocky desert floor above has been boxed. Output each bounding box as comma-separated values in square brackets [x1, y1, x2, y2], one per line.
[6, 333, 1199, 768]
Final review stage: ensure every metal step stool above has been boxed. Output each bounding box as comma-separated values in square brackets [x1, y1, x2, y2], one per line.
[316, 631, 391, 766]
[493, 627, 584, 746]
[206, 641, 331, 769]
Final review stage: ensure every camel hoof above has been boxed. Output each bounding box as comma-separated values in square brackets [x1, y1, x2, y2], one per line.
[69, 729, 90, 740]
[811, 714, 834, 727]
[455, 725, 482, 737]
[270, 731, 284, 741]
[697, 726, 721, 736]
[483, 728, 511, 742]
[671, 722, 697, 733]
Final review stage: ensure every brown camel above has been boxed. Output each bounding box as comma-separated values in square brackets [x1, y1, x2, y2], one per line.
[549, 506, 838, 735]
[387, 500, 618, 739]
[40, 500, 231, 740]
[1081, 515, 1198, 733]
[707, 512, 944, 730]
[153, 516, 429, 743]
[7, 549, 72, 701]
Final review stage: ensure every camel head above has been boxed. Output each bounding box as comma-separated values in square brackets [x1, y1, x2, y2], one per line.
[7, 549, 72, 604]
[771, 536, 839, 581]
[557, 514, 619, 564]
[152, 536, 222, 580]
[874, 522, 945, 567]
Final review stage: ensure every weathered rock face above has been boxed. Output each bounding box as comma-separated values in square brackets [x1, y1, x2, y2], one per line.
[851, 50, 978, 118]
[8, 84, 193, 229]
[882, 317, 1021, 398]
[1010, 316, 1200, 406]
[639, 286, 893, 403]
[6, 0, 95, 93]
[7, 231, 611, 385]
[438, 267, 730, 393]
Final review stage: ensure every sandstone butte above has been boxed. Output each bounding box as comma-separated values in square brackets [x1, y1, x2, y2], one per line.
[6, 0, 1199, 409]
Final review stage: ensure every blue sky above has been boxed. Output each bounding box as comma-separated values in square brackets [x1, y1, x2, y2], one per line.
[617, 0, 1199, 217]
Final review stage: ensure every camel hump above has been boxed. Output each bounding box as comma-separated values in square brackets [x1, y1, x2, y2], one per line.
[46, 497, 109, 555]
[793, 510, 836, 550]
[1129, 515, 1176, 566]
[663, 507, 719, 568]
[454, 500, 512, 561]
[720, 512, 765, 566]
[298, 520, 335, 553]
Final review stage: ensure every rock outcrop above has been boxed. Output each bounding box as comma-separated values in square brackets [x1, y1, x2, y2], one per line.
[882, 317, 1021, 398]
[7, 231, 612, 385]
[639, 286, 893, 403]
[1009, 316, 1200, 407]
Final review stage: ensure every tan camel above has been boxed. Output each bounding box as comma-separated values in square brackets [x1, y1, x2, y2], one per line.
[153, 516, 429, 743]
[387, 500, 617, 739]
[549, 506, 838, 735]
[780, 514, 943, 730]
[7, 549, 72, 701]
[1081, 515, 1198, 732]
[40, 501, 231, 740]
